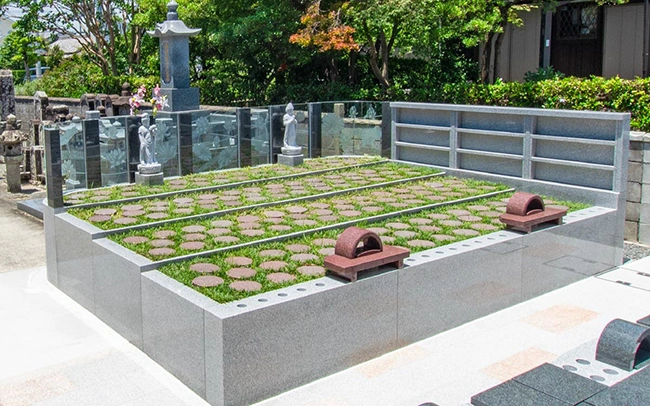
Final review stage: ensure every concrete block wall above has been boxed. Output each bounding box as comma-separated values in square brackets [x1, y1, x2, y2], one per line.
[626, 132, 650, 244]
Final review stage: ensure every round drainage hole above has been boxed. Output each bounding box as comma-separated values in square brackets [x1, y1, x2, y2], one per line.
[278, 293, 288, 297]
[435, 251, 444, 254]
[315, 283, 325, 287]
[297, 288, 306, 292]
[590, 375, 605, 382]
[603, 369, 618, 375]
[237, 304, 247, 308]
[487, 237, 495, 240]
[562, 365, 577, 372]
[498, 234, 507, 237]
[258, 298, 268, 302]
[449, 248, 457, 251]
[407, 258, 416, 262]
[576, 359, 591, 365]
[422, 254, 430, 258]
[462, 244, 470, 247]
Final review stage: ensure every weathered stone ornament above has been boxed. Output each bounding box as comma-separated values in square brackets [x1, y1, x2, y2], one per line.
[499, 191, 566, 233]
[0, 115, 27, 193]
[135, 113, 163, 185]
[278, 102, 304, 166]
[324, 226, 410, 282]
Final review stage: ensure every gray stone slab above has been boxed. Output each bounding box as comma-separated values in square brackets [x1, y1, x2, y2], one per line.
[141, 271, 209, 399]
[596, 319, 650, 371]
[54, 213, 96, 312]
[93, 239, 146, 349]
[43, 204, 59, 286]
[17, 198, 45, 220]
[512, 363, 606, 404]
[211, 270, 400, 406]
[584, 380, 650, 406]
[397, 232, 524, 344]
[471, 380, 570, 406]
[277, 153, 304, 167]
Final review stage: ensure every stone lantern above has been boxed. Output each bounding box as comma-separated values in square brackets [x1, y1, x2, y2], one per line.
[0, 115, 28, 192]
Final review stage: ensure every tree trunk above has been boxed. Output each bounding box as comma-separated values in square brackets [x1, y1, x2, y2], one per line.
[348, 51, 358, 85]
[480, 32, 495, 84]
[493, 31, 505, 82]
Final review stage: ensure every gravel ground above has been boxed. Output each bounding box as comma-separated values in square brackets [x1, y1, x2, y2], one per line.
[624, 242, 650, 263]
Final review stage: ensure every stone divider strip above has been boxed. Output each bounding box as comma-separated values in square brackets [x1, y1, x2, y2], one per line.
[92, 172, 447, 239]
[66, 159, 386, 210]
[140, 188, 514, 271]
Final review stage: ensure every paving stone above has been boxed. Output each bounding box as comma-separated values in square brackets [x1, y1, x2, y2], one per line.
[146, 212, 169, 220]
[291, 253, 319, 262]
[295, 220, 318, 226]
[237, 215, 260, 223]
[431, 234, 455, 241]
[389, 203, 410, 208]
[403, 199, 425, 204]
[89, 215, 112, 222]
[308, 202, 330, 209]
[198, 203, 219, 210]
[377, 197, 397, 203]
[227, 268, 257, 279]
[334, 204, 355, 211]
[260, 249, 286, 257]
[318, 215, 339, 222]
[367, 227, 389, 235]
[339, 210, 362, 217]
[183, 233, 206, 241]
[213, 236, 240, 243]
[182, 225, 206, 233]
[409, 218, 433, 225]
[407, 240, 436, 248]
[205, 228, 230, 237]
[225, 256, 253, 266]
[467, 205, 491, 211]
[219, 195, 240, 202]
[150, 239, 174, 247]
[190, 263, 219, 274]
[458, 215, 483, 222]
[480, 211, 503, 218]
[114, 217, 137, 225]
[259, 261, 288, 271]
[386, 222, 410, 230]
[297, 265, 325, 276]
[264, 210, 285, 218]
[149, 248, 175, 256]
[147, 206, 169, 212]
[452, 229, 480, 236]
[472, 223, 499, 231]
[90, 196, 110, 202]
[180, 241, 205, 250]
[362, 206, 384, 213]
[173, 198, 194, 205]
[287, 206, 308, 214]
[122, 204, 144, 211]
[93, 190, 112, 196]
[394, 230, 417, 238]
[449, 209, 471, 216]
[288, 213, 309, 220]
[286, 244, 310, 253]
[319, 247, 335, 256]
[380, 236, 396, 243]
[262, 217, 284, 224]
[313, 209, 333, 216]
[122, 210, 146, 217]
[174, 208, 194, 215]
[239, 222, 261, 230]
[198, 194, 218, 200]
[211, 220, 233, 228]
[153, 230, 176, 238]
[440, 220, 463, 227]
[241, 229, 265, 237]
[313, 238, 337, 247]
[223, 201, 243, 207]
[270, 225, 292, 232]
[123, 236, 149, 244]
[418, 225, 442, 232]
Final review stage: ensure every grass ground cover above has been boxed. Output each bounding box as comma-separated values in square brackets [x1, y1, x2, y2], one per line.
[111, 177, 511, 260]
[69, 161, 441, 230]
[63, 156, 383, 205]
[158, 195, 589, 304]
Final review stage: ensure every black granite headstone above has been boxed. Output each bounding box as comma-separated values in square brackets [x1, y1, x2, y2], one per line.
[179, 112, 193, 175]
[237, 108, 251, 168]
[83, 112, 101, 188]
[308, 103, 322, 158]
[44, 127, 63, 208]
[381, 101, 391, 158]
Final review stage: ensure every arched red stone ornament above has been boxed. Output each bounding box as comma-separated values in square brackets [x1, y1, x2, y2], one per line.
[324, 226, 410, 282]
[499, 192, 567, 233]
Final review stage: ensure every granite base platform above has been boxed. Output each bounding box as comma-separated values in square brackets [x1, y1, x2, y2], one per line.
[44, 201, 622, 406]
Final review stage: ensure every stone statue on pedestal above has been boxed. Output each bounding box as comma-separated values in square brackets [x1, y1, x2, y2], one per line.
[138, 113, 158, 165]
[283, 102, 297, 149]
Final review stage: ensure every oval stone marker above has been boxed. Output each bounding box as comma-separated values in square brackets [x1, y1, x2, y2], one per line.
[471, 223, 498, 231]
[114, 217, 137, 225]
[211, 220, 233, 227]
[386, 222, 410, 230]
[123, 236, 149, 244]
[89, 215, 112, 223]
[151, 239, 174, 247]
[452, 229, 480, 236]
[193, 275, 224, 287]
[407, 240, 436, 248]
[149, 248, 175, 256]
[122, 204, 143, 211]
[312, 238, 337, 247]
[183, 233, 206, 241]
[259, 261, 287, 271]
[94, 208, 117, 216]
[291, 253, 319, 262]
[260, 249, 286, 257]
[286, 244, 310, 253]
[190, 263, 219, 274]
[213, 236, 240, 243]
[180, 241, 205, 250]
[226, 256, 253, 266]
[207, 228, 231, 236]
[153, 230, 176, 238]
[230, 281, 262, 292]
[227, 267, 256, 279]
[266, 272, 296, 284]
[182, 225, 206, 233]
[122, 210, 146, 217]
[297, 265, 325, 276]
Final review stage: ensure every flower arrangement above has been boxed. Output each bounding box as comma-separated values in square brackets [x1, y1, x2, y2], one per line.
[129, 85, 169, 116]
